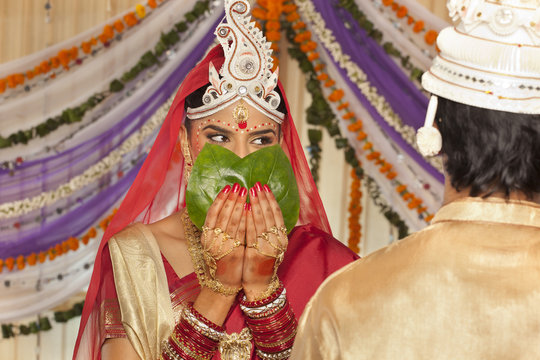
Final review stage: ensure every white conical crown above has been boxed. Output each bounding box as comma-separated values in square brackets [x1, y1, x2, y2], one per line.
[186, 0, 284, 123]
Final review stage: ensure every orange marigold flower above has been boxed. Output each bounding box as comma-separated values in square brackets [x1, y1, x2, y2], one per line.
[0, 259, 3, 273]
[286, 12, 300, 22]
[27, 253, 37, 266]
[88, 227, 97, 238]
[328, 89, 344, 102]
[82, 234, 90, 245]
[38, 252, 47, 263]
[15, 73, 24, 85]
[124, 13, 138, 27]
[382, 0, 393, 6]
[48, 249, 56, 261]
[16, 255, 25, 270]
[307, 52, 319, 61]
[99, 33, 109, 44]
[386, 171, 397, 180]
[0, 78, 6, 94]
[407, 16, 415, 25]
[293, 21, 306, 30]
[403, 193, 414, 201]
[337, 103, 348, 111]
[68, 237, 79, 251]
[70, 46, 78, 59]
[357, 131, 367, 141]
[103, 24, 115, 40]
[266, 20, 280, 31]
[391, 3, 399, 11]
[51, 56, 60, 69]
[317, 73, 329, 81]
[366, 151, 380, 160]
[55, 243, 64, 256]
[81, 41, 92, 54]
[397, 6, 408, 18]
[283, 4, 297, 13]
[114, 19, 125, 33]
[425, 214, 434, 222]
[26, 70, 35, 80]
[147, 0, 158, 9]
[417, 206, 428, 214]
[58, 49, 70, 67]
[6, 257, 15, 271]
[324, 79, 335, 88]
[91, 37, 98, 45]
[266, 30, 281, 42]
[425, 30, 438, 45]
[413, 20, 425, 33]
[363, 142, 373, 150]
[342, 112, 355, 120]
[252, 7, 267, 19]
[396, 184, 407, 193]
[270, 42, 279, 52]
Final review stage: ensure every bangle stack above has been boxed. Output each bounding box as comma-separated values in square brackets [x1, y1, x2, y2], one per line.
[161, 303, 225, 360]
[240, 282, 297, 360]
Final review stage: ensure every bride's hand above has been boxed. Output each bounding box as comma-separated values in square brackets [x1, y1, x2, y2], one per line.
[243, 182, 288, 300]
[201, 183, 248, 291]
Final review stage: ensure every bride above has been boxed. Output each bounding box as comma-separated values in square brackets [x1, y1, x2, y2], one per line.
[73, 1, 357, 359]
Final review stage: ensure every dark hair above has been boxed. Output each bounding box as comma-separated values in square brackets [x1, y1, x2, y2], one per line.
[436, 97, 540, 199]
[183, 83, 288, 136]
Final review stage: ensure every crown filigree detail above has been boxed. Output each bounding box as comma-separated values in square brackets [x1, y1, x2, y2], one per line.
[186, 0, 284, 123]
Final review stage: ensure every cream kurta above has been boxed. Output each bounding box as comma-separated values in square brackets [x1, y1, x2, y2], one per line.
[291, 197, 540, 360]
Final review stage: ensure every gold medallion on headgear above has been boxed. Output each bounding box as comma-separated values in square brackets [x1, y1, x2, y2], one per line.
[233, 101, 249, 129]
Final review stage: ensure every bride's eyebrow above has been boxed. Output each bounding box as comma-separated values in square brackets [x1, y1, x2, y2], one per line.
[250, 129, 276, 137]
[202, 124, 233, 135]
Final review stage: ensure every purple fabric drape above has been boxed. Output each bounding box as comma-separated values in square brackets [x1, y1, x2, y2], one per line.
[311, 0, 444, 183]
[0, 20, 221, 257]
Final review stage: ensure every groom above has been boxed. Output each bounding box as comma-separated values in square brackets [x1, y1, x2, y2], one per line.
[290, 1, 540, 359]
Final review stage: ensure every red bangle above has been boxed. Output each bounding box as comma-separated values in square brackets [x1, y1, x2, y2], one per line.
[239, 282, 284, 308]
[186, 302, 226, 332]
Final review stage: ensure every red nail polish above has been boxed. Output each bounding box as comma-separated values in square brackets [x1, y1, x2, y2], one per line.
[222, 185, 231, 194]
[239, 187, 247, 197]
[244, 203, 250, 210]
[263, 184, 271, 193]
[250, 187, 257, 198]
[255, 181, 263, 192]
[247, 203, 252, 211]
[232, 183, 240, 193]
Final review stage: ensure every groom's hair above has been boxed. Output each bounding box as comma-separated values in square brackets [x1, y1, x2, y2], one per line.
[436, 97, 540, 199]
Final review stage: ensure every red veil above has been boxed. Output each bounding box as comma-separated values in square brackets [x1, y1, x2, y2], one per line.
[73, 45, 354, 359]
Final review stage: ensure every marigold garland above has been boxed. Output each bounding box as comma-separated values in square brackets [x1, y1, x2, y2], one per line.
[0, 0, 168, 95]
[380, 0, 439, 46]
[348, 169, 362, 253]
[0, 209, 117, 274]
[288, 2, 434, 225]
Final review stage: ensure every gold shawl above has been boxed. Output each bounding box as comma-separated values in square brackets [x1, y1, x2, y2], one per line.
[291, 197, 540, 359]
[108, 224, 174, 360]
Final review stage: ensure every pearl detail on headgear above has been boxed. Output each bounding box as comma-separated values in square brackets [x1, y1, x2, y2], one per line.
[416, 96, 442, 157]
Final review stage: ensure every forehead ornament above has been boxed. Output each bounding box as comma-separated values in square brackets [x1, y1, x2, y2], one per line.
[232, 101, 249, 129]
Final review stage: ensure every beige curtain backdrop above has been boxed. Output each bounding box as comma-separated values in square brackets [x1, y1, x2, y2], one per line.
[0, 0, 450, 63]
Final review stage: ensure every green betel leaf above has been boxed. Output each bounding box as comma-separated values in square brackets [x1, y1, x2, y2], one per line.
[186, 144, 300, 232]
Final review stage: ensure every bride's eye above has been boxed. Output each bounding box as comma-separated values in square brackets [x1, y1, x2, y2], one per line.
[251, 136, 274, 146]
[207, 134, 229, 143]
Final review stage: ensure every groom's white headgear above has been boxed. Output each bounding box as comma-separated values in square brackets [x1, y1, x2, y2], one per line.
[417, 0, 540, 157]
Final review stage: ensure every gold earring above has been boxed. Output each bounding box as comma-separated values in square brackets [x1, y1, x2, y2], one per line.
[182, 141, 193, 182]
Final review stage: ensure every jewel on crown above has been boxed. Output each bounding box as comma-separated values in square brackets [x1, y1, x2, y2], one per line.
[186, 0, 285, 123]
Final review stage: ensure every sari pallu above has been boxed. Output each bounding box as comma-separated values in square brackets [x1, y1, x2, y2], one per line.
[73, 45, 358, 360]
